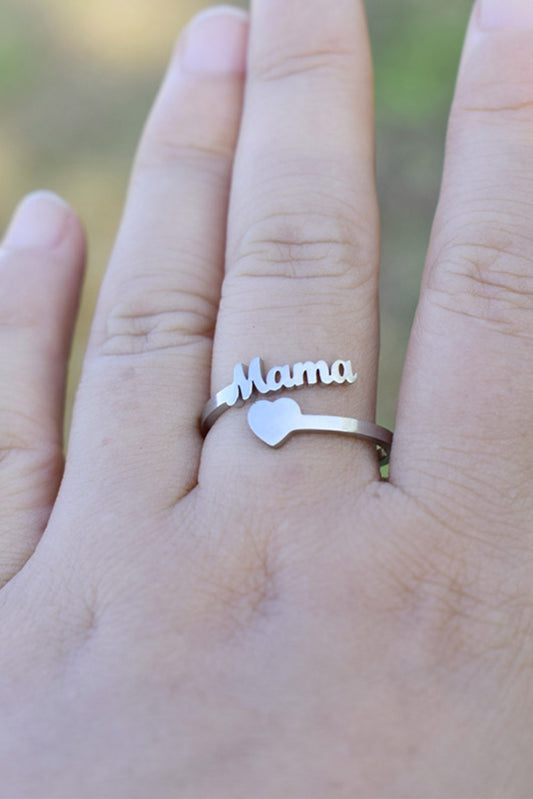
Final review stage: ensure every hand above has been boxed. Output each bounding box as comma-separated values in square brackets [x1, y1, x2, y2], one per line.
[1, 1, 532, 796]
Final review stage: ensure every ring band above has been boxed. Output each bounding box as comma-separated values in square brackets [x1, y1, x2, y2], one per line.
[248, 398, 393, 465]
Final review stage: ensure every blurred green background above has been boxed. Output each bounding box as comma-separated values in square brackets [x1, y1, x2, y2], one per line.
[0, 0, 473, 432]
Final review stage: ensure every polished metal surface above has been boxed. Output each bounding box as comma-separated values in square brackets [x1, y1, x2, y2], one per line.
[248, 398, 393, 465]
[201, 357, 358, 435]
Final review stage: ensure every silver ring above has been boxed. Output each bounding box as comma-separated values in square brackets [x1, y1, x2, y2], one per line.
[248, 398, 393, 466]
[200, 356, 393, 464]
[201, 356, 358, 435]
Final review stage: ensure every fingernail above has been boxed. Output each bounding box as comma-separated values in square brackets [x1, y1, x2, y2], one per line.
[3, 191, 70, 251]
[478, 0, 533, 29]
[181, 6, 248, 74]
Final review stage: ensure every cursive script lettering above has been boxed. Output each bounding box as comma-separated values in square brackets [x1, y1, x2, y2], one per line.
[218, 357, 357, 408]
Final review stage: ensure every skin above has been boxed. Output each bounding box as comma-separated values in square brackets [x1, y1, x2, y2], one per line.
[1, 0, 533, 796]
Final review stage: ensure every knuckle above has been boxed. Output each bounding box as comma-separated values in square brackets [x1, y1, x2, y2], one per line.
[229, 208, 376, 292]
[251, 41, 353, 84]
[455, 85, 533, 126]
[0, 424, 63, 484]
[454, 35, 533, 127]
[457, 97, 533, 125]
[426, 227, 533, 335]
[135, 136, 233, 183]
[99, 280, 216, 358]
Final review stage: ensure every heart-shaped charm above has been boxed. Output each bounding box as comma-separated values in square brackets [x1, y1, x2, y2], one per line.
[247, 398, 303, 448]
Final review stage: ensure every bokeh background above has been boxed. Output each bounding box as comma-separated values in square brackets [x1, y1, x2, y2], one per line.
[0, 0, 473, 433]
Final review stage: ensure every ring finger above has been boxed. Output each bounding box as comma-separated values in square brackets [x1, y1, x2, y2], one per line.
[202, 0, 381, 503]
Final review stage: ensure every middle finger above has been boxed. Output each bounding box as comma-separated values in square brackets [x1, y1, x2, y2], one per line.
[202, 0, 381, 504]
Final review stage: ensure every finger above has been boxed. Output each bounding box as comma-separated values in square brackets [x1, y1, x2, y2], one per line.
[0, 192, 85, 585]
[202, 0, 380, 503]
[394, 0, 533, 527]
[63, 8, 248, 512]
